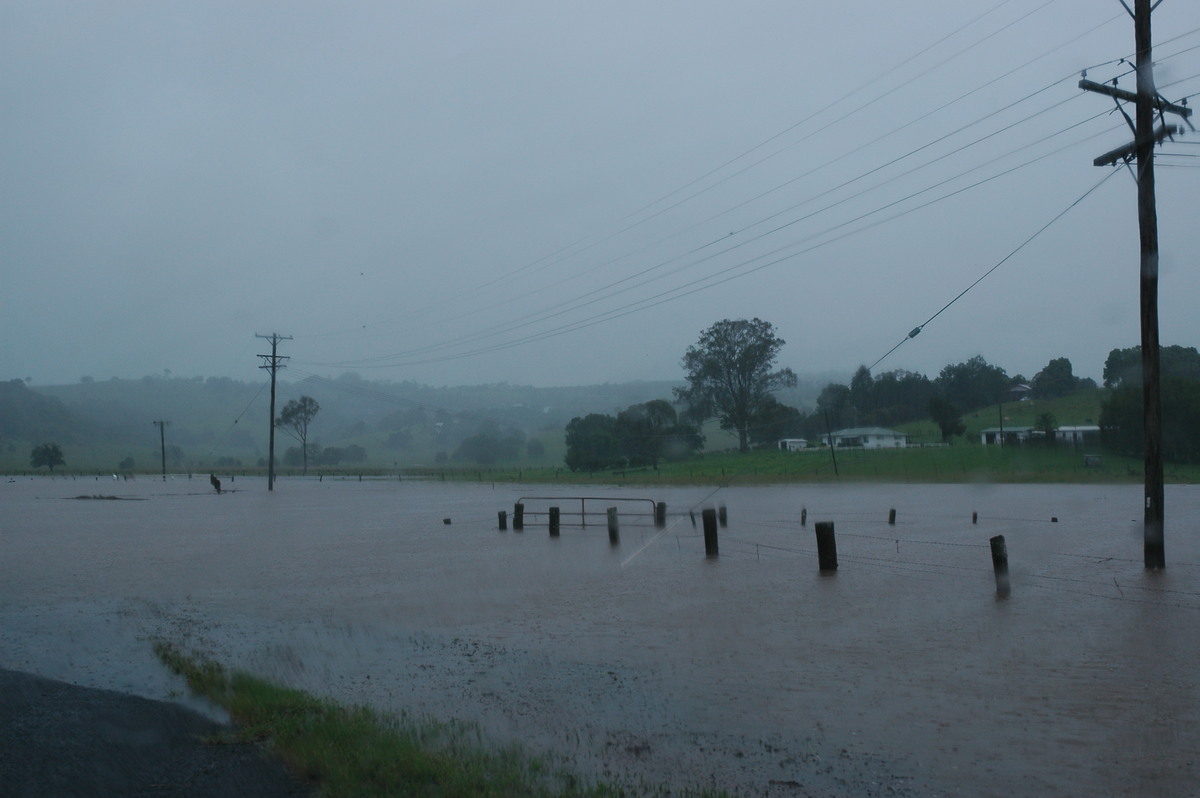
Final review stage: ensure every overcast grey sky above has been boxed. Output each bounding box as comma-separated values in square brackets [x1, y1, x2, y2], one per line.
[3, 1, 1199, 389]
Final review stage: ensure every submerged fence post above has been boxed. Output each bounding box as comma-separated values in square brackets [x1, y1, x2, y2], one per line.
[702, 508, 719, 557]
[972, 511, 978, 524]
[549, 506, 560, 537]
[888, 508, 896, 525]
[718, 504, 728, 527]
[655, 502, 667, 528]
[815, 521, 838, 572]
[498, 510, 507, 530]
[513, 502, 524, 531]
[990, 535, 1010, 597]
[800, 507, 807, 527]
[607, 507, 620, 546]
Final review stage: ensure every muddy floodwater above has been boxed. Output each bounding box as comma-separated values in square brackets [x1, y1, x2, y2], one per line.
[2, 476, 1198, 796]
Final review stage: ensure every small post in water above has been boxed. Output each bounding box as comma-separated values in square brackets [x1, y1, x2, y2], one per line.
[815, 521, 838, 572]
[513, 502, 524, 531]
[702, 508, 719, 557]
[888, 508, 896, 525]
[800, 507, 807, 527]
[990, 534, 1010, 597]
[498, 510, 507, 531]
[718, 504, 728, 527]
[655, 502, 667, 528]
[607, 507, 620, 546]
[549, 506, 560, 537]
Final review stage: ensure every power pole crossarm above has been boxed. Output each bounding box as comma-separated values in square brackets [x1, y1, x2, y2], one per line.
[1078, 78, 1193, 119]
[1093, 123, 1182, 167]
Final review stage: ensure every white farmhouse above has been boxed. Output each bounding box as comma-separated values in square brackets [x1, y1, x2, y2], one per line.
[824, 427, 908, 449]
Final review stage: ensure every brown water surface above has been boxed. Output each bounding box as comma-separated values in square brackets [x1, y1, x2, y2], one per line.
[2, 476, 1197, 796]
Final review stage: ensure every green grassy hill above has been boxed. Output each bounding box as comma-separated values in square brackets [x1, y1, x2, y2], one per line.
[897, 389, 1104, 445]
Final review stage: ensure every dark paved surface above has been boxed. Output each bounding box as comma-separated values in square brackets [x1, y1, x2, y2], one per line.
[0, 668, 312, 797]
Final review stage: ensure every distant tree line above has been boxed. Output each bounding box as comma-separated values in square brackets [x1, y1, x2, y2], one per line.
[1100, 345, 1200, 463]
[564, 400, 704, 472]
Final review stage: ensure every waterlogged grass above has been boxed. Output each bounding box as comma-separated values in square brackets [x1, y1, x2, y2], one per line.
[153, 642, 731, 798]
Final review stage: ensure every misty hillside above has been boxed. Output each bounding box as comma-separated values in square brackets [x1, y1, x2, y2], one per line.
[2, 371, 833, 472]
[0, 379, 85, 447]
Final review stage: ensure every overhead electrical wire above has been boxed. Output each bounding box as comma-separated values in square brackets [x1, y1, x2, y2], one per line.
[867, 167, 1121, 371]
[294, 6, 1194, 378]
[302, 97, 1120, 371]
[294, 0, 1099, 349]
[304, 121, 1123, 371]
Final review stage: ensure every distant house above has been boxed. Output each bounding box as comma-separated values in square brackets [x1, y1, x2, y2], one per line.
[778, 438, 807, 452]
[980, 424, 1100, 446]
[824, 427, 907, 449]
[1054, 425, 1100, 446]
[1007, 383, 1032, 402]
[980, 426, 1034, 445]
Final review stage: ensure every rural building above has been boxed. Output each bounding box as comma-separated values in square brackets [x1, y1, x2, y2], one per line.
[980, 425, 1100, 446]
[824, 427, 907, 449]
[778, 438, 807, 451]
[1007, 383, 1032, 402]
[1053, 425, 1100, 445]
[980, 426, 1034, 445]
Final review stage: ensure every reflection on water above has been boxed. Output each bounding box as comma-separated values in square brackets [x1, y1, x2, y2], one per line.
[3, 476, 1198, 796]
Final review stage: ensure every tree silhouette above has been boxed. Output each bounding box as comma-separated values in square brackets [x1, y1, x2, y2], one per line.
[675, 318, 797, 453]
[30, 442, 65, 472]
[276, 396, 320, 474]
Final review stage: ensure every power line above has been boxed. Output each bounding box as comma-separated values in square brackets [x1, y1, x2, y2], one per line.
[305, 124, 1120, 371]
[294, 1, 1115, 353]
[868, 168, 1121, 371]
[306, 98, 1116, 371]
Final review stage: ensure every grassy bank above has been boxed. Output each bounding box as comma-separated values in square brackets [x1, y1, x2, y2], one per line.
[154, 643, 730, 798]
[18, 443, 1200, 486]
[397, 445, 1200, 486]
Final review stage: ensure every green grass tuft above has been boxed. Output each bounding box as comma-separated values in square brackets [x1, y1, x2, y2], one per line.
[153, 642, 735, 798]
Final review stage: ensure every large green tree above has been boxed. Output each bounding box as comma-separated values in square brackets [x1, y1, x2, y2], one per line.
[30, 442, 65, 472]
[935, 355, 1009, 412]
[1103, 345, 1200, 388]
[276, 396, 320, 474]
[1101, 375, 1200, 463]
[1031, 357, 1094, 399]
[564, 413, 620, 472]
[747, 395, 806, 446]
[615, 400, 703, 467]
[927, 397, 965, 443]
[675, 318, 797, 453]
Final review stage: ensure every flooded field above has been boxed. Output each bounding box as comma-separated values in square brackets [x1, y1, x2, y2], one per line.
[2, 475, 1198, 796]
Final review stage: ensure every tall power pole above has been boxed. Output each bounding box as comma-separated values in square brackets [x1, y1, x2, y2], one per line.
[256, 333, 291, 491]
[1081, 0, 1191, 569]
[152, 420, 171, 481]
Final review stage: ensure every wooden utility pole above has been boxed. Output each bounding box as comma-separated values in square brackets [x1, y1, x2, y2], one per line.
[256, 333, 291, 491]
[1080, 0, 1191, 569]
[152, 420, 171, 481]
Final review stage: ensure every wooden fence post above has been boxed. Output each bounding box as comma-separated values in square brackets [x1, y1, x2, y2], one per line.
[513, 502, 524, 531]
[990, 534, 1010, 597]
[498, 510, 507, 530]
[815, 522, 838, 572]
[702, 508, 719, 557]
[607, 507, 619, 546]
[655, 502, 667, 528]
[549, 506, 560, 537]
